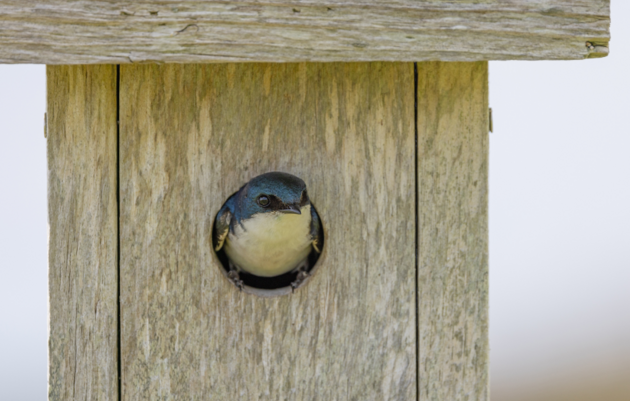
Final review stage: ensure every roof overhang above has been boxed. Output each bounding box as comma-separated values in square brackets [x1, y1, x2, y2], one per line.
[0, 0, 610, 64]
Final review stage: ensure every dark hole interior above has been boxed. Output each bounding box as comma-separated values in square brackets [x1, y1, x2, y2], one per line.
[213, 204, 324, 292]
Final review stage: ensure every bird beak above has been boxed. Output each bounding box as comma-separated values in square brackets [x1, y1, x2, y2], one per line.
[280, 204, 301, 214]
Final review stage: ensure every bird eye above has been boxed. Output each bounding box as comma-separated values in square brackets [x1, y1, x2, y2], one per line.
[257, 195, 270, 207]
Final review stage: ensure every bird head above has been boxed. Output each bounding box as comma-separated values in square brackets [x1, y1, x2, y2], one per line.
[238, 172, 310, 218]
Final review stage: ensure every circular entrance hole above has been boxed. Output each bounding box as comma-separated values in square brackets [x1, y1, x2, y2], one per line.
[212, 201, 324, 297]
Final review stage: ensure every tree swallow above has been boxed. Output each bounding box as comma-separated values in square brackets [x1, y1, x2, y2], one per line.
[213, 172, 322, 291]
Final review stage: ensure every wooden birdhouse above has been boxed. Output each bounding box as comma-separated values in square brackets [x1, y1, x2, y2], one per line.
[1, 1, 610, 400]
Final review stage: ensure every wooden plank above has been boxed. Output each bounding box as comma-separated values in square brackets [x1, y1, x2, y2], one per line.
[118, 63, 416, 399]
[47, 65, 118, 401]
[417, 62, 490, 400]
[0, 1, 609, 64]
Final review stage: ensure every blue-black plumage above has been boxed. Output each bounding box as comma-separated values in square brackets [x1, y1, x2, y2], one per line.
[213, 172, 321, 290]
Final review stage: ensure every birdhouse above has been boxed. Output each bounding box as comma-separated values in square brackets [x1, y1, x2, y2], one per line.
[1, 1, 610, 400]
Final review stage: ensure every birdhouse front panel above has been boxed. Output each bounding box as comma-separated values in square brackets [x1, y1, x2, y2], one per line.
[47, 62, 488, 400]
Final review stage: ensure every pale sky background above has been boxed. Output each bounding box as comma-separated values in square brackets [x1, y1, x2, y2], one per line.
[0, 4, 629, 400]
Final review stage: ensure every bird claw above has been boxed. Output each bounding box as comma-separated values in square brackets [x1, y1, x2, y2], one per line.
[290, 270, 310, 293]
[228, 270, 244, 291]
[227, 263, 244, 291]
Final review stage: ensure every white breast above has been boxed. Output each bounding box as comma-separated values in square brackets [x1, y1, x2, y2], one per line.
[224, 204, 313, 277]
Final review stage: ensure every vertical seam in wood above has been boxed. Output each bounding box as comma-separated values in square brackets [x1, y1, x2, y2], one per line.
[116, 64, 122, 401]
[413, 62, 419, 401]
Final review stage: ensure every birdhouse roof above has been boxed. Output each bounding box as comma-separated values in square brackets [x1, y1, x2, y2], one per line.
[0, 0, 610, 64]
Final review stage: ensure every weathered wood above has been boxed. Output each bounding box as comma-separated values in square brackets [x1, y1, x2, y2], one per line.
[47, 65, 118, 401]
[1, 1, 609, 64]
[417, 62, 490, 400]
[47, 62, 491, 399]
[118, 63, 417, 399]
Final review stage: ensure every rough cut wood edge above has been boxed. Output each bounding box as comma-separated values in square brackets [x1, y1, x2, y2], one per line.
[0, 0, 609, 64]
[417, 62, 490, 400]
[47, 65, 118, 401]
[118, 63, 416, 400]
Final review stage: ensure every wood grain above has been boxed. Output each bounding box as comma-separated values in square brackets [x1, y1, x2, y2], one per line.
[118, 63, 417, 400]
[47, 65, 118, 401]
[417, 62, 490, 401]
[1, 0, 609, 64]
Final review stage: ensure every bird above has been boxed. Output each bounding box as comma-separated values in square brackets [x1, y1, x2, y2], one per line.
[213, 172, 322, 291]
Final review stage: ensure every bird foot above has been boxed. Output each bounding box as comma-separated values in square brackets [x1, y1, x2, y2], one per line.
[290, 270, 310, 293]
[227, 261, 244, 291]
[228, 270, 244, 291]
